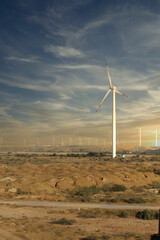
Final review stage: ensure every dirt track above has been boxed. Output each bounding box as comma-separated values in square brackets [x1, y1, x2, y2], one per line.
[0, 200, 160, 209]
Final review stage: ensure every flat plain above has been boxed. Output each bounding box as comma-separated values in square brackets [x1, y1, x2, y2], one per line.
[0, 151, 160, 239]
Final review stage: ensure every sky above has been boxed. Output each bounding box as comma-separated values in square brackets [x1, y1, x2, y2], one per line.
[0, 0, 159, 146]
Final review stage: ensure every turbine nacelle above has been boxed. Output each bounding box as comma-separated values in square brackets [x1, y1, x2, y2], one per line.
[110, 86, 116, 90]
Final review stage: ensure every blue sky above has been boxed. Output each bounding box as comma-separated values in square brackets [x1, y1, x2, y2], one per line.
[0, 0, 159, 145]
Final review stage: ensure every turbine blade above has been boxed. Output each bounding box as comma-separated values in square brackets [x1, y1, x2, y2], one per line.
[105, 62, 112, 88]
[115, 89, 128, 97]
[96, 89, 111, 112]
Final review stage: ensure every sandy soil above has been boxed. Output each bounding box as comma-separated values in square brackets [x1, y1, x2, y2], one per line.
[0, 152, 160, 205]
[0, 204, 158, 240]
[0, 152, 160, 239]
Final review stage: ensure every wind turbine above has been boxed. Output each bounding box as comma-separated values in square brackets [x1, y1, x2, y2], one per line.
[96, 63, 128, 158]
[52, 137, 54, 146]
[155, 129, 158, 147]
[88, 137, 91, 146]
[69, 137, 72, 146]
[79, 137, 82, 146]
[138, 127, 142, 147]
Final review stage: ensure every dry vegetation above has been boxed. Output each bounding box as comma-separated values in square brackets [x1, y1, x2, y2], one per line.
[0, 204, 159, 240]
[0, 152, 160, 204]
[0, 152, 160, 239]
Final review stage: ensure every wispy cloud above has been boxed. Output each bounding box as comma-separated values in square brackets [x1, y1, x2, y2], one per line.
[44, 45, 84, 58]
[34, 100, 90, 113]
[5, 56, 39, 62]
[55, 64, 103, 70]
[0, 1, 160, 140]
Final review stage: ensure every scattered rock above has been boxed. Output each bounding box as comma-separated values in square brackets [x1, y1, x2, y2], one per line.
[49, 178, 58, 188]
[0, 177, 16, 182]
[8, 187, 17, 193]
[147, 188, 159, 194]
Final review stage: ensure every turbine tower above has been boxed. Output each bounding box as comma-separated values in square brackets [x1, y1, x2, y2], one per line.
[69, 137, 72, 146]
[138, 128, 142, 147]
[96, 63, 128, 158]
[52, 137, 54, 146]
[79, 137, 82, 146]
[155, 129, 158, 147]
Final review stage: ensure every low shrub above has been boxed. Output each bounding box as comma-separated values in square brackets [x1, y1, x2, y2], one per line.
[87, 152, 98, 157]
[78, 213, 96, 218]
[153, 169, 160, 175]
[80, 236, 98, 240]
[16, 188, 22, 195]
[102, 184, 127, 192]
[136, 209, 154, 220]
[100, 236, 110, 240]
[124, 197, 146, 204]
[51, 217, 75, 225]
[119, 211, 130, 218]
[81, 197, 92, 202]
[106, 198, 119, 203]
[150, 181, 160, 188]
[75, 185, 101, 197]
[102, 184, 111, 192]
[110, 184, 127, 192]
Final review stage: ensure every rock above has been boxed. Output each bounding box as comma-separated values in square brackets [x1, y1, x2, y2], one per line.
[49, 178, 58, 188]
[147, 188, 159, 194]
[0, 177, 16, 182]
[8, 187, 17, 193]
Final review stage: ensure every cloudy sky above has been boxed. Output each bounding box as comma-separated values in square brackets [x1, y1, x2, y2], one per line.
[0, 0, 159, 146]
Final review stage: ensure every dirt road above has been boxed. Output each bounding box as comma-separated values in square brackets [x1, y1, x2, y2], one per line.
[0, 200, 159, 209]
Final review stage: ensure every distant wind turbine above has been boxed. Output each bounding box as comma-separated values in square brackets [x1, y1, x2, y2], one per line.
[79, 137, 82, 146]
[69, 137, 72, 146]
[138, 128, 142, 147]
[155, 129, 158, 147]
[52, 137, 54, 146]
[96, 63, 128, 158]
[88, 137, 90, 146]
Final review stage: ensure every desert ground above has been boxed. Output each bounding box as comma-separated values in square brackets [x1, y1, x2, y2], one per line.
[0, 151, 160, 239]
[0, 204, 159, 240]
